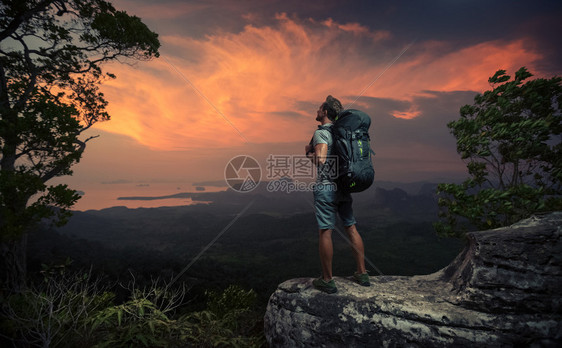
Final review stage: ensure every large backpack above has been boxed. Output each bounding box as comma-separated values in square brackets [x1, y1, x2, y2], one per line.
[331, 109, 375, 193]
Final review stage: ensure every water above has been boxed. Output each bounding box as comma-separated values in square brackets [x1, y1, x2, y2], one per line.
[70, 182, 225, 211]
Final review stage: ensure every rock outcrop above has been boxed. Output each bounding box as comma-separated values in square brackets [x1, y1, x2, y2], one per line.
[264, 212, 562, 347]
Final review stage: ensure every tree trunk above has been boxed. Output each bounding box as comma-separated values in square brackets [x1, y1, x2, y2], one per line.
[0, 233, 27, 293]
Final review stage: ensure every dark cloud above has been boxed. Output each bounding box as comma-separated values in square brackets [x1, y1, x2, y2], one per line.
[515, 12, 562, 74]
[269, 110, 305, 118]
[181, 0, 558, 71]
[361, 90, 476, 148]
[352, 91, 478, 181]
[115, 0, 560, 77]
[295, 100, 319, 112]
[101, 179, 133, 185]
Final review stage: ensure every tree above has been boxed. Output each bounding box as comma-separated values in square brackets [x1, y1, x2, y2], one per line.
[0, 0, 160, 292]
[435, 67, 562, 238]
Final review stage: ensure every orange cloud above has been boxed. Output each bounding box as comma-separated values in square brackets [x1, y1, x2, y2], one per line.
[96, 13, 543, 150]
[392, 106, 421, 120]
[319, 17, 391, 41]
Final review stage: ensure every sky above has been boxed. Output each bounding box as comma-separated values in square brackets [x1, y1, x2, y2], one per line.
[56, 0, 562, 210]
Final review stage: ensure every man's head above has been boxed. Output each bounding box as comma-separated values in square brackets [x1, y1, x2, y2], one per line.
[318, 95, 343, 122]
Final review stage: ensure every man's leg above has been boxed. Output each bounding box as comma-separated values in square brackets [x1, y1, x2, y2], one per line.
[313, 185, 338, 292]
[345, 224, 366, 274]
[318, 228, 333, 280]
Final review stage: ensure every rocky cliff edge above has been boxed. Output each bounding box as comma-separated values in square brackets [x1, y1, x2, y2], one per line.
[264, 212, 562, 347]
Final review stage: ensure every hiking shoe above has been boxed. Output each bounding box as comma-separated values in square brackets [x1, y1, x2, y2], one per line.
[353, 272, 370, 286]
[313, 278, 337, 294]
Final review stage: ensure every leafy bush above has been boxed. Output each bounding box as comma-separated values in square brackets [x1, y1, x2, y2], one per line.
[90, 280, 189, 347]
[1, 271, 264, 347]
[182, 285, 264, 347]
[1, 269, 112, 347]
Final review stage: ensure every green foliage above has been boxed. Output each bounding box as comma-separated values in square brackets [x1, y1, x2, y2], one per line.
[39, 256, 74, 281]
[0, 0, 160, 290]
[0, 269, 114, 347]
[436, 67, 562, 237]
[90, 279, 190, 348]
[182, 285, 264, 348]
[91, 297, 184, 347]
[2, 271, 265, 347]
[206, 284, 257, 318]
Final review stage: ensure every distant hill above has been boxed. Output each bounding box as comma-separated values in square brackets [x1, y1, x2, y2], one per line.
[29, 181, 463, 305]
[112, 180, 441, 218]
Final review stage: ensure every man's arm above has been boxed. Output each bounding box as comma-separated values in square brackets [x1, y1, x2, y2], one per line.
[307, 143, 328, 166]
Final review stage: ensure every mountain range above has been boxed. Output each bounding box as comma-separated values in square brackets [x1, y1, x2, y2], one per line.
[29, 181, 464, 305]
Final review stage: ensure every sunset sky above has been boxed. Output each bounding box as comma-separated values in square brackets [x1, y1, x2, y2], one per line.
[56, 0, 562, 210]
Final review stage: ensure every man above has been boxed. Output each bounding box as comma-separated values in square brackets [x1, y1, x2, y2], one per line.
[305, 95, 370, 294]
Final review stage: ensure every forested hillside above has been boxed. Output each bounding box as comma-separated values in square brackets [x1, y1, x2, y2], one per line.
[29, 184, 464, 305]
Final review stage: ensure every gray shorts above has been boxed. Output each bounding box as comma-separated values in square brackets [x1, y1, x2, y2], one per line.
[313, 182, 356, 230]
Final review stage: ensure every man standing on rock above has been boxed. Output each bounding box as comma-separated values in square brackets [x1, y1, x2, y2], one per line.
[305, 95, 370, 293]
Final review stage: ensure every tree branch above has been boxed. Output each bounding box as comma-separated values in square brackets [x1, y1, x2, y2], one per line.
[11, 33, 39, 112]
[39, 139, 86, 183]
[0, 55, 9, 110]
[0, 0, 58, 42]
